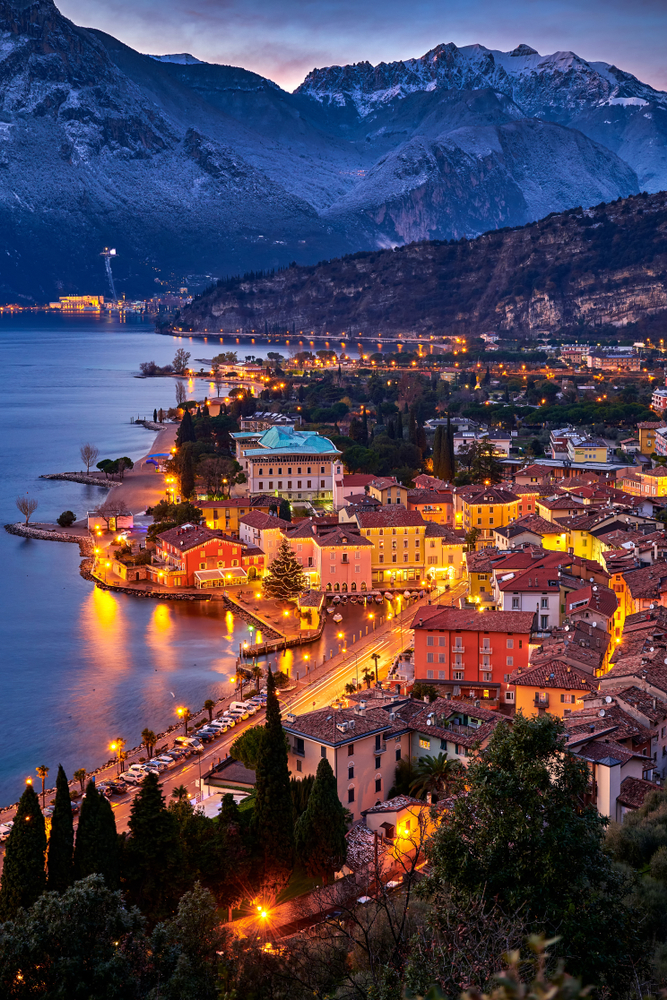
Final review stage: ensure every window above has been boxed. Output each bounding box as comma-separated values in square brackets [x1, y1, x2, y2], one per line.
[307, 480, 311, 488]
[427, 636, 434, 646]
[348, 743, 354, 756]
[518, 640, 523, 649]
[427, 653, 434, 663]
[505, 691, 515, 702]
[296, 759, 302, 772]
[506, 656, 513, 666]
[427, 669, 434, 678]
[419, 738, 430, 749]
[375, 777, 382, 792]
[320, 480, 325, 488]
[560, 694, 576, 704]
[320, 746, 327, 758]
[348, 765, 354, 779]
[540, 615, 549, 629]
[506, 639, 514, 649]
[453, 670, 464, 681]
[348, 788, 354, 803]
[375, 734, 382, 751]
[439, 669, 446, 679]
[375, 755, 381, 769]
[438, 653, 445, 663]
[512, 597, 519, 609]
[295, 738, 304, 755]
[320, 467, 325, 474]
[541, 597, 548, 609]
[395, 747, 402, 761]
[438, 636, 446, 646]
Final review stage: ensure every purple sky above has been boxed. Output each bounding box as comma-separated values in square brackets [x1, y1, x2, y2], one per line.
[59, 0, 667, 93]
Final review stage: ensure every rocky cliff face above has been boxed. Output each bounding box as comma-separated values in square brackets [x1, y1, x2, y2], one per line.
[177, 192, 667, 338]
[0, 3, 661, 300]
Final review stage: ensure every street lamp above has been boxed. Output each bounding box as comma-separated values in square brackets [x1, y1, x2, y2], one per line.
[177, 707, 191, 735]
[109, 738, 125, 775]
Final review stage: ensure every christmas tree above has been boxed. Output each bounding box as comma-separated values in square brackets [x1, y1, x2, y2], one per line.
[262, 536, 307, 601]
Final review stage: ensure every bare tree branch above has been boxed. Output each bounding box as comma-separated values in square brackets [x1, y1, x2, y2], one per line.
[16, 495, 38, 525]
[79, 443, 99, 474]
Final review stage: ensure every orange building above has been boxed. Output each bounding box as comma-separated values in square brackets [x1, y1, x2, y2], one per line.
[509, 660, 597, 718]
[407, 489, 454, 526]
[149, 524, 264, 588]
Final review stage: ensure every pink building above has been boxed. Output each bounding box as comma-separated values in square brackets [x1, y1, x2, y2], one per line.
[285, 520, 373, 593]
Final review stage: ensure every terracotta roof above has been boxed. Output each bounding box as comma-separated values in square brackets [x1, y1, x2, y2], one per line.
[313, 526, 372, 548]
[637, 422, 665, 430]
[617, 776, 660, 809]
[239, 511, 290, 530]
[362, 795, 424, 815]
[345, 824, 380, 870]
[530, 638, 604, 673]
[568, 737, 649, 766]
[370, 477, 403, 490]
[424, 523, 466, 543]
[537, 496, 585, 511]
[509, 660, 597, 691]
[355, 508, 426, 528]
[411, 606, 535, 633]
[513, 485, 542, 496]
[616, 686, 667, 724]
[342, 493, 381, 506]
[516, 464, 557, 477]
[343, 474, 376, 487]
[496, 566, 560, 592]
[644, 467, 667, 479]
[566, 585, 618, 619]
[563, 704, 650, 743]
[465, 548, 499, 572]
[414, 474, 448, 489]
[282, 706, 396, 745]
[462, 487, 519, 505]
[407, 489, 452, 505]
[156, 523, 220, 549]
[499, 514, 563, 537]
[200, 495, 275, 508]
[624, 562, 667, 601]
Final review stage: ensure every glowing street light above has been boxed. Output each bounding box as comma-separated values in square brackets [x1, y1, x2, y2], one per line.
[177, 706, 191, 735]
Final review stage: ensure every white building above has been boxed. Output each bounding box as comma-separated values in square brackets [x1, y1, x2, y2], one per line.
[232, 425, 344, 507]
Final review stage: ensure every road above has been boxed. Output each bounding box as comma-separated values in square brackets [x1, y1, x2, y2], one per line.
[0, 578, 467, 855]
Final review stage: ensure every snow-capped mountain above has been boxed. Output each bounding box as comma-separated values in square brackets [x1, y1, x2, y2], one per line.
[0, 2, 659, 300]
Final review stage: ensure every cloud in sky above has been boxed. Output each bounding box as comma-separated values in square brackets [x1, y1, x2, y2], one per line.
[59, 0, 667, 92]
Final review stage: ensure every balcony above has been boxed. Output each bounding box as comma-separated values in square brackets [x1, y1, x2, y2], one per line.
[373, 743, 388, 755]
[534, 694, 550, 708]
[292, 743, 305, 757]
[479, 646, 492, 654]
[452, 645, 465, 653]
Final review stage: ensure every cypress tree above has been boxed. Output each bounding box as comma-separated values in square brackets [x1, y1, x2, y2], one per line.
[396, 409, 403, 439]
[0, 784, 46, 918]
[253, 668, 294, 898]
[447, 413, 455, 480]
[153, 408, 157, 422]
[179, 448, 195, 500]
[278, 497, 292, 522]
[47, 764, 74, 893]
[73, 781, 120, 889]
[408, 406, 417, 445]
[262, 537, 307, 601]
[433, 425, 444, 479]
[176, 407, 196, 445]
[123, 773, 182, 918]
[362, 408, 368, 445]
[387, 418, 395, 439]
[294, 758, 346, 884]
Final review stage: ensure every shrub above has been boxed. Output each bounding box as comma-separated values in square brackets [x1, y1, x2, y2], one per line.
[57, 511, 76, 527]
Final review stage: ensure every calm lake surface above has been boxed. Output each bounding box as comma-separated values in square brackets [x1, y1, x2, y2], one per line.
[0, 313, 370, 804]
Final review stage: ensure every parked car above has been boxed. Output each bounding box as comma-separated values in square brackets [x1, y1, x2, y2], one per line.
[94, 785, 113, 799]
[146, 758, 169, 772]
[227, 709, 249, 721]
[43, 805, 55, 817]
[206, 721, 228, 734]
[174, 736, 203, 752]
[106, 779, 129, 794]
[0, 821, 14, 842]
[121, 772, 144, 785]
[219, 715, 236, 728]
[154, 755, 177, 767]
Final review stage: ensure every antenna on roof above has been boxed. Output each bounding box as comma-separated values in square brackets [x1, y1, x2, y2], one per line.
[605, 696, 613, 704]
[598, 709, 606, 718]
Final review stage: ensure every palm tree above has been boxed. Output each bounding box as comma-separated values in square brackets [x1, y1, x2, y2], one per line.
[171, 785, 189, 801]
[251, 664, 263, 692]
[73, 768, 86, 794]
[204, 700, 215, 722]
[35, 765, 50, 809]
[370, 653, 380, 683]
[344, 682, 357, 696]
[409, 753, 464, 803]
[141, 728, 157, 759]
[362, 668, 374, 689]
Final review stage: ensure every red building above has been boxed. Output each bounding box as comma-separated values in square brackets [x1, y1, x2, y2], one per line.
[410, 607, 535, 707]
[149, 523, 264, 588]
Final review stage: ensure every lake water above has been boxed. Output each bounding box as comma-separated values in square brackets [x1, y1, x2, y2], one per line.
[0, 313, 370, 805]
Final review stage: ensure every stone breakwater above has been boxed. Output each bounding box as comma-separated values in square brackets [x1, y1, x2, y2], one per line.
[40, 472, 116, 488]
[5, 522, 94, 556]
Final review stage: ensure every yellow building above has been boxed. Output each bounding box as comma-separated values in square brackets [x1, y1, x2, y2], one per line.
[354, 508, 427, 587]
[464, 548, 497, 601]
[199, 497, 274, 536]
[535, 496, 585, 522]
[423, 523, 467, 582]
[620, 467, 667, 497]
[368, 477, 408, 506]
[460, 486, 520, 550]
[637, 421, 665, 456]
[566, 438, 608, 463]
[509, 662, 597, 719]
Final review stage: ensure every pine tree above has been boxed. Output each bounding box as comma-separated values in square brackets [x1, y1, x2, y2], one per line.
[123, 773, 183, 918]
[0, 784, 46, 918]
[153, 408, 157, 422]
[445, 412, 455, 481]
[73, 781, 120, 889]
[253, 668, 294, 898]
[294, 758, 347, 884]
[176, 407, 196, 446]
[47, 764, 74, 893]
[262, 537, 307, 601]
[179, 447, 195, 500]
[433, 425, 444, 479]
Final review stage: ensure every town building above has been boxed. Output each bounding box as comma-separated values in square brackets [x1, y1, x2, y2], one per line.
[353, 508, 428, 588]
[493, 561, 561, 630]
[406, 698, 507, 765]
[407, 489, 454, 526]
[239, 511, 290, 564]
[199, 495, 275, 536]
[284, 520, 373, 593]
[148, 523, 264, 588]
[652, 387, 667, 414]
[621, 467, 667, 497]
[411, 606, 535, 707]
[586, 348, 640, 371]
[282, 704, 411, 820]
[566, 732, 651, 820]
[509, 660, 597, 718]
[566, 437, 609, 464]
[459, 486, 521, 549]
[423, 523, 467, 582]
[493, 514, 568, 551]
[368, 477, 408, 506]
[232, 425, 344, 507]
[637, 422, 665, 456]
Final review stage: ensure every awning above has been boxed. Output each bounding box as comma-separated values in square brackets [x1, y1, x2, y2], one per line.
[194, 567, 248, 583]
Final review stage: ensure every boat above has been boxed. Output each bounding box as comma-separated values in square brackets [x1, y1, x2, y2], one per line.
[384, 591, 393, 600]
[333, 613, 343, 622]
[326, 606, 335, 614]
[375, 595, 383, 604]
[350, 595, 358, 604]
[332, 595, 341, 604]
[403, 590, 411, 598]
